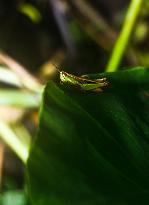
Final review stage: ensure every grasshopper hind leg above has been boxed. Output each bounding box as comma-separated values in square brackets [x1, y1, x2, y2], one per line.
[97, 78, 109, 87]
[95, 77, 107, 83]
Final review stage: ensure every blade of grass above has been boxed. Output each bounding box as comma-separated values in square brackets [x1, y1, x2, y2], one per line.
[19, 3, 42, 23]
[0, 118, 29, 163]
[0, 89, 41, 108]
[106, 0, 143, 72]
[0, 66, 22, 87]
[0, 52, 43, 93]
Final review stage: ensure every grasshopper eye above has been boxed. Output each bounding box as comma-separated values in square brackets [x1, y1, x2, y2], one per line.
[60, 72, 66, 82]
[62, 73, 65, 79]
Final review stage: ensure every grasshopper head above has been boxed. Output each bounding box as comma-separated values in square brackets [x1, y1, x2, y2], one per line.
[60, 71, 67, 83]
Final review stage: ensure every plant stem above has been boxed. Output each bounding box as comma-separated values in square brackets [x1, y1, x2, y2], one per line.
[0, 118, 29, 163]
[0, 142, 4, 186]
[106, 0, 143, 72]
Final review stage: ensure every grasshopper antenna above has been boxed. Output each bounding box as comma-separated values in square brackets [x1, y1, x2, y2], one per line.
[52, 63, 61, 73]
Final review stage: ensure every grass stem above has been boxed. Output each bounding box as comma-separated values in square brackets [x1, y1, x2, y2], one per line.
[106, 0, 143, 72]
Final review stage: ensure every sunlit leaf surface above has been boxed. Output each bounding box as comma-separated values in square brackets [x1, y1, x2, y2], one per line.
[27, 67, 149, 205]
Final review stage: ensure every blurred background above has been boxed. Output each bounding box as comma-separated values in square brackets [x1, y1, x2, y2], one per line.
[0, 0, 149, 204]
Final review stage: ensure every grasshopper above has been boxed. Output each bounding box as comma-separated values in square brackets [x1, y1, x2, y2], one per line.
[54, 65, 108, 92]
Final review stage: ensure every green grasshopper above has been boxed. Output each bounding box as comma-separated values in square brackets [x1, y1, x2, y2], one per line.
[59, 70, 109, 93]
[53, 64, 108, 92]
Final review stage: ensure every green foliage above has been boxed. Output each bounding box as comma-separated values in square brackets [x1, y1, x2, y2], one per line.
[27, 67, 149, 205]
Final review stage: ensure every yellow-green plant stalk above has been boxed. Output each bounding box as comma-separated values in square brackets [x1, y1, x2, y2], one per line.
[106, 0, 143, 72]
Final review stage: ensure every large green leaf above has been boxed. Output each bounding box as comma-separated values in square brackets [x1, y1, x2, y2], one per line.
[27, 67, 149, 205]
